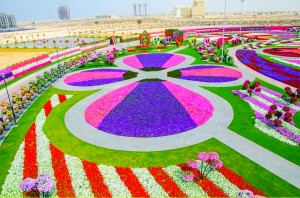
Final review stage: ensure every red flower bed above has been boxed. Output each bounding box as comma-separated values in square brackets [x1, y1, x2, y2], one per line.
[116, 167, 150, 197]
[23, 123, 38, 179]
[179, 164, 228, 197]
[50, 144, 76, 197]
[58, 94, 67, 103]
[156, 46, 167, 49]
[219, 166, 266, 196]
[127, 49, 136, 52]
[135, 44, 150, 49]
[82, 161, 111, 197]
[43, 100, 53, 117]
[263, 48, 300, 57]
[138, 50, 149, 53]
[148, 167, 187, 197]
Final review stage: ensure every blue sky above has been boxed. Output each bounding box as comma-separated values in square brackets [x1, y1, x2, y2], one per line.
[1, 0, 299, 22]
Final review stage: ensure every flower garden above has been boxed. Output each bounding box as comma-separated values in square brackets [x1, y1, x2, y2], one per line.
[0, 28, 300, 197]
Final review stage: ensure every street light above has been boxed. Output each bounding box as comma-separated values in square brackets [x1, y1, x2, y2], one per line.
[240, 0, 245, 40]
[221, 0, 227, 61]
[1, 73, 17, 125]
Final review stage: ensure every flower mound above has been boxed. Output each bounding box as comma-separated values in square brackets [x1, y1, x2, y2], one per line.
[236, 50, 300, 88]
[123, 53, 186, 69]
[177, 66, 243, 83]
[64, 69, 128, 87]
[85, 81, 214, 137]
[263, 48, 300, 57]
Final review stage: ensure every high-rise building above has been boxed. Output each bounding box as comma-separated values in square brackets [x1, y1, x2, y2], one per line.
[58, 5, 71, 20]
[138, 4, 142, 16]
[192, 0, 206, 18]
[133, 4, 137, 16]
[0, 13, 17, 29]
[173, 6, 192, 18]
[143, 4, 148, 16]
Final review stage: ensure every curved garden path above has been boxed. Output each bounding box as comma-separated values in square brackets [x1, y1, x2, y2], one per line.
[53, 51, 300, 189]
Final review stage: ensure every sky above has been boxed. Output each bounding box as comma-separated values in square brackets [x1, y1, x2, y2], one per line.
[1, 0, 300, 22]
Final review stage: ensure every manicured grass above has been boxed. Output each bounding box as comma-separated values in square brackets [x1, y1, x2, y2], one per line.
[167, 70, 182, 78]
[175, 47, 230, 66]
[40, 88, 300, 196]
[141, 68, 165, 72]
[123, 71, 139, 80]
[202, 79, 300, 166]
[294, 111, 300, 128]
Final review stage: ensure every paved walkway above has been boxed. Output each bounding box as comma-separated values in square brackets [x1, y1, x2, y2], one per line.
[59, 50, 300, 189]
[3, 40, 300, 189]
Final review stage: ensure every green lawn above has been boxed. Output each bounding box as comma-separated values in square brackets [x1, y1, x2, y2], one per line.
[202, 79, 300, 166]
[0, 47, 300, 196]
[175, 47, 231, 66]
[39, 86, 299, 196]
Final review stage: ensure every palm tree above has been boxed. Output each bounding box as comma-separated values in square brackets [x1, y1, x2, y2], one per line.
[53, 40, 56, 48]
[137, 19, 142, 28]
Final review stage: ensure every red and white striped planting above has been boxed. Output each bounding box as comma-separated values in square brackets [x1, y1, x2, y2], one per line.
[1, 94, 266, 197]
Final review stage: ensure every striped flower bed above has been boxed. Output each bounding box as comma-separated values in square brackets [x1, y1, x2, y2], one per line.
[236, 50, 300, 88]
[269, 57, 300, 68]
[233, 87, 300, 146]
[0, 94, 266, 197]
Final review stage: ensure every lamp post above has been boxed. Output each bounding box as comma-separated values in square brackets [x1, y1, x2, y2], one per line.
[2, 73, 17, 125]
[221, 0, 227, 61]
[240, 0, 245, 40]
[55, 46, 61, 77]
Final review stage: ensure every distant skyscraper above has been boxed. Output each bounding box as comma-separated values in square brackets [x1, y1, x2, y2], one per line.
[173, 6, 191, 18]
[58, 5, 71, 20]
[133, 4, 137, 16]
[138, 4, 142, 16]
[192, 0, 206, 18]
[0, 13, 17, 29]
[143, 4, 148, 16]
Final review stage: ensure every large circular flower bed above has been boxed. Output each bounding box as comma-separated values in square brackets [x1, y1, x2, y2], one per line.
[263, 48, 300, 57]
[123, 53, 186, 70]
[85, 81, 214, 137]
[170, 66, 243, 83]
[64, 69, 129, 86]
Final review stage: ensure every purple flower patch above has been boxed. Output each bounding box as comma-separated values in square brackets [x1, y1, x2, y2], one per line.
[85, 81, 214, 137]
[122, 53, 186, 69]
[64, 69, 129, 87]
[174, 65, 243, 83]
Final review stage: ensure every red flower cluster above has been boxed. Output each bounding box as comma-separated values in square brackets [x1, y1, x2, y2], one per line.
[243, 80, 261, 96]
[43, 100, 53, 117]
[23, 124, 38, 179]
[82, 161, 111, 197]
[50, 144, 76, 197]
[148, 167, 186, 197]
[219, 166, 266, 197]
[116, 167, 149, 197]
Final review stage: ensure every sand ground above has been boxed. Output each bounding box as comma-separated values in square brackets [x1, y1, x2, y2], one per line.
[0, 48, 58, 70]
